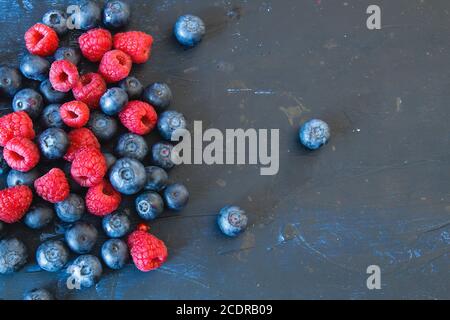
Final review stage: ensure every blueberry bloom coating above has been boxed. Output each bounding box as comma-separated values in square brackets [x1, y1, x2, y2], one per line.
[36, 240, 69, 272]
[174, 15, 206, 47]
[299, 119, 330, 150]
[54, 47, 81, 66]
[23, 288, 54, 300]
[55, 194, 85, 223]
[40, 80, 68, 104]
[158, 111, 187, 141]
[115, 133, 148, 161]
[144, 166, 168, 192]
[109, 158, 146, 195]
[103, 0, 131, 29]
[100, 87, 129, 116]
[20, 54, 50, 81]
[38, 128, 69, 160]
[217, 206, 248, 237]
[65, 221, 98, 254]
[135, 191, 164, 220]
[0, 66, 23, 97]
[152, 142, 175, 170]
[101, 239, 129, 270]
[66, 255, 102, 289]
[41, 104, 64, 128]
[88, 111, 118, 141]
[163, 183, 189, 211]
[43, 9, 68, 35]
[24, 204, 54, 230]
[7, 169, 39, 188]
[12, 88, 44, 119]
[0, 238, 28, 274]
[119, 76, 143, 99]
[73, 0, 101, 31]
[143, 83, 172, 112]
[102, 210, 131, 238]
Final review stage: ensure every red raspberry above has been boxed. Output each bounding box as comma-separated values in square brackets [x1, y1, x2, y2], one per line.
[113, 31, 153, 64]
[0, 111, 35, 147]
[34, 168, 70, 204]
[79, 28, 113, 62]
[98, 50, 132, 83]
[0, 186, 33, 224]
[86, 180, 122, 217]
[127, 224, 168, 272]
[3, 137, 40, 172]
[60, 101, 90, 128]
[24, 23, 59, 57]
[71, 147, 107, 187]
[72, 73, 107, 108]
[119, 101, 157, 135]
[64, 128, 100, 162]
[49, 60, 80, 93]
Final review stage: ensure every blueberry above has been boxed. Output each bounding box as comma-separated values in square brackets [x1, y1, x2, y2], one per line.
[144, 166, 168, 192]
[217, 206, 248, 237]
[136, 191, 164, 221]
[119, 76, 143, 99]
[101, 239, 129, 270]
[6, 169, 39, 187]
[157, 111, 187, 141]
[72, 0, 101, 31]
[38, 128, 69, 160]
[12, 88, 44, 119]
[0, 149, 9, 176]
[109, 157, 146, 195]
[24, 204, 54, 230]
[43, 9, 68, 35]
[0, 66, 22, 97]
[143, 83, 172, 112]
[55, 194, 85, 223]
[88, 111, 118, 141]
[20, 54, 50, 81]
[299, 119, 331, 150]
[115, 133, 148, 161]
[65, 221, 98, 254]
[174, 15, 206, 47]
[36, 240, 69, 272]
[54, 47, 81, 66]
[163, 183, 189, 211]
[66, 255, 102, 288]
[0, 222, 5, 239]
[104, 152, 117, 170]
[102, 210, 131, 238]
[0, 238, 28, 274]
[152, 142, 175, 170]
[103, 0, 131, 30]
[23, 288, 54, 300]
[100, 87, 128, 116]
[40, 79, 68, 104]
[41, 104, 64, 128]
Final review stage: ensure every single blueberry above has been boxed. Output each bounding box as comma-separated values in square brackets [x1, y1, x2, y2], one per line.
[143, 83, 172, 112]
[119, 76, 143, 99]
[40, 80, 68, 104]
[102, 210, 131, 238]
[72, 0, 101, 31]
[38, 128, 69, 160]
[0, 238, 28, 274]
[12, 88, 44, 119]
[43, 9, 68, 35]
[54, 47, 81, 66]
[136, 191, 164, 221]
[109, 157, 146, 195]
[24, 204, 54, 230]
[103, 0, 131, 29]
[36, 240, 69, 272]
[144, 166, 168, 192]
[157, 111, 187, 141]
[174, 15, 206, 47]
[66, 255, 102, 288]
[101, 239, 129, 270]
[115, 133, 148, 161]
[41, 104, 64, 128]
[88, 111, 118, 141]
[23, 288, 54, 300]
[0, 149, 9, 176]
[152, 142, 175, 170]
[104, 152, 117, 170]
[65, 221, 98, 254]
[217, 206, 248, 237]
[6, 169, 39, 187]
[299, 119, 331, 150]
[163, 183, 189, 211]
[100, 87, 128, 116]
[0, 66, 22, 97]
[20, 54, 50, 81]
[55, 194, 85, 223]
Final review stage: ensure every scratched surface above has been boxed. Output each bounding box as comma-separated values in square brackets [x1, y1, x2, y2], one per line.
[0, 0, 449, 300]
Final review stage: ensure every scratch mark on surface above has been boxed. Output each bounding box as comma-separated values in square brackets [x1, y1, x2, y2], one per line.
[396, 97, 402, 112]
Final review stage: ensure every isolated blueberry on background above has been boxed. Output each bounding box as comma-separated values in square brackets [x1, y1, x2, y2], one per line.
[100, 87, 128, 116]
[88, 111, 118, 141]
[38, 128, 69, 160]
[103, 0, 131, 29]
[143, 83, 172, 112]
[101, 239, 129, 270]
[102, 210, 131, 238]
[72, 0, 101, 31]
[55, 194, 85, 223]
[43, 9, 68, 35]
[24, 205, 54, 230]
[163, 183, 189, 211]
[7, 169, 39, 188]
[23, 288, 54, 300]
[217, 206, 248, 237]
[174, 14, 206, 47]
[115, 133, 148, 161]
[65, 221, 98, 254]
[109, 157, 146, 195]
[36, 240, 69, 272]
[136, 191, 164, 221]
[0, 238, 28, 274]
[144, 166, 168, 192]
[119, 76, 143, 99]
[299, 119, 330, 150]
[67, 255, 103, 289]
[0, 66, 22, 97]
[54, 47, 81, 66]
[158, 111, 187, 141]
[20, 54, 50, 81]
[12, 88, 44, 119]
[40, 80, 68, 104]
[152, 142, 176, 170]
[41, 104, 64, 128]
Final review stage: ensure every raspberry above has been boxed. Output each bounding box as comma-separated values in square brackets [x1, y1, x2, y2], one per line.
[3, 137, 40, 172]
[64, 128, 100, 162]
[119, 101, 158, 135]
[86, 180, 122, 217]
[71, 147, 107, 187]
[113, 31, 153, 64]
[34, 168, 70, 204]
[0, 186, 33, 224]
[127, 224, 168, 272]
[49, 60, 79, 93]
[0, 111, 35, 147]
[79, 28, 113, 62]
[24, 23, 59, 57]
[99, 50, 132, 83]
[60, 101, 90, 128]
[72, 73, 107, 109]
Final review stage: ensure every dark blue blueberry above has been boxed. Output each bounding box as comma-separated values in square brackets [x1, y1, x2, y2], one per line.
[136, 191, 164, 221]
[144, 166, 168, 192]
[6, 169, 39, 187]
[101, 239, 129, 270]
[36, 240, 69, 272]
[157, 111, 187, 141]
[0, 238, 28, 274]
[38, 128, 69, 160]
[41, 104, 64, 128]
[152, 142, 175, 170]
[40, 79, 68, 104]
[163, 183, 189, 211]
[43, 9, 68, 35]
[143, 83, 172, 112]
[115, 133, 148, 161]
[100, 87, 128, 116]
[54, 47, 81, 66]
[20, 54, 50, 81]
[217, 206, 248, 237]
[109, 157, 146, 195]
[104, 152, 117, 170]
[65, 221, 98, 254]
[23, 288, 54, 300]
[88, 111, 118, 141]
[55, 194, 85, 223]
[0, 222, 5, 239]
[299, 119, 331, 150]
[0, 66, 22, 97]
[102, 210, 131, 238]
[119, 76, 143, 100]
[71, 0, 101, 31]
[174, 15, 206, 47]
[24, 204, 54, 230]
[0, 148, 9, 176]
[66, 255, 102, 288]
[103, 0, 131, 30]
[12, 88, 44, 119]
